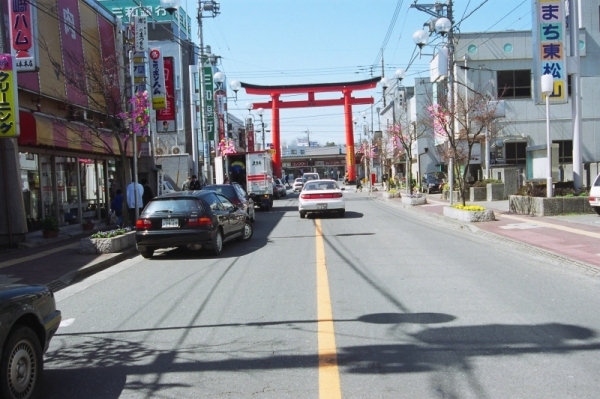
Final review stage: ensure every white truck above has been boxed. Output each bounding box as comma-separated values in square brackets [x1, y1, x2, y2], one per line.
[215, 151, 274, 210]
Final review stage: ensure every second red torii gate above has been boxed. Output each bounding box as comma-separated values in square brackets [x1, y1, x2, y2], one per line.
[240, 77, 380, 182]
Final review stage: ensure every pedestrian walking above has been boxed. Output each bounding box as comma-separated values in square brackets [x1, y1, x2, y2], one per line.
[141, 178, 153, 208]
[110, 189, 124, 227]
[126, 180, 144, 225]
[189, 175, 201, 190]
[182, 176, 191, 191]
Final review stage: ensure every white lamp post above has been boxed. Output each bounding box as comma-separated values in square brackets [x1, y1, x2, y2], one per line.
[380, 77, 389, 107]
[541, 74, 554, 198]
[229, 79, 241, 101]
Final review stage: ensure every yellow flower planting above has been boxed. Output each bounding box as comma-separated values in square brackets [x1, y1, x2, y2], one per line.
[452, 204, 486, 211]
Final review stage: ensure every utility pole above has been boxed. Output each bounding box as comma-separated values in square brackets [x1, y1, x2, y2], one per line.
[305, 128, 310, 147]
[0, 0, 27, 247]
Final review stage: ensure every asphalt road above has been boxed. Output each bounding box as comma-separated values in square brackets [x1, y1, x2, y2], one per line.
[42, 189, 600, 398]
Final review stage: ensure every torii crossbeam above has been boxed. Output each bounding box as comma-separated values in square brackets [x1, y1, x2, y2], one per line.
[240, 77, 380, 182]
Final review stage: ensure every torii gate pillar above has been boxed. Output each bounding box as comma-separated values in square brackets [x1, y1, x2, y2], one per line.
[240, 77, 379, 183]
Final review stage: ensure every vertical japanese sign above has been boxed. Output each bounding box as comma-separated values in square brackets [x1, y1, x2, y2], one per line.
[214, 72, 226, 143]
[9, 0, 37, 71]
[0, 55, 20, 138]
[156, 57, 175, 132]
[149, 48, 166, 110]
[533, 0, 567, 104]
[134, 15, 148, 53]
[203, 64, 215, 141]
[246, 117, 254, 151]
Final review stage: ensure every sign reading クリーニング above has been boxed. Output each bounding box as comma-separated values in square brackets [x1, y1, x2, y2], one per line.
[0, 55, 20, 138]
[532, 0, 567, 104]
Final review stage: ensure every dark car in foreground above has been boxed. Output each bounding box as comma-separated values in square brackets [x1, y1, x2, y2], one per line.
[201, 183, 255, 222]
[135, 191, 253, 258]
[0, 284, 61, 399]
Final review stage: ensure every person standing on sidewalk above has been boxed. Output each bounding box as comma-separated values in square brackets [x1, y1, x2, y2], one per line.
[126, 180, 144, 226]
[189, 175, 201, 190]
[182, 176, 191, 191]
[111, 189, 124, 227]
[141, 178, 153, 208]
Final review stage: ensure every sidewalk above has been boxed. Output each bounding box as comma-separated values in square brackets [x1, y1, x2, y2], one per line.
[363, 183, 600, 274]
[0, 222, 138, 291]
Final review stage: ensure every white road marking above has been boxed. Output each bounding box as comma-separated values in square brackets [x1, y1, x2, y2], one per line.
[499, 223, 541, 230]
[59, 318, 75, 328]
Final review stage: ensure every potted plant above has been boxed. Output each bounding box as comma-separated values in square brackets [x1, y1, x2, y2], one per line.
[81, 218, 95, 231]
[40, 215, 60, 238]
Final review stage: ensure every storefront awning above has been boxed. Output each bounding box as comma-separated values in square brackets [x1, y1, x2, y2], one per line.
[18, 110, 133, 156]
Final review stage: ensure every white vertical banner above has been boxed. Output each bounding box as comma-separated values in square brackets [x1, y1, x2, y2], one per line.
[149, 48, 166, 110]
[134, 16, 148, 53]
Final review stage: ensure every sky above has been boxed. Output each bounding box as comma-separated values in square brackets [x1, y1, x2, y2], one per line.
[179, 0, 533, 146]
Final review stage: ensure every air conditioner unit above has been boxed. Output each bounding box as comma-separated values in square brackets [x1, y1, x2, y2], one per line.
[171, 145, 184, 155]
[155, 147, 166, 156]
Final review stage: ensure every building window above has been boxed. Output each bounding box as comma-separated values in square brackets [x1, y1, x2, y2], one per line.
[291, 149, 297, 155]
[553, 140, 573, 163]
[497, 70, 531, 99]
[504, 141, 527, 165]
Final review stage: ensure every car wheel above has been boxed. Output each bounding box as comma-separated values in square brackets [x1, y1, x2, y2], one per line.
[238, 220, 254, 241]
[139, 247, 154, 258]
[211, 229, 223, 256]
[594, 207, 600, 216]
[0, 326, 43, 399]
[299, 211, 306, 219]
[338, 209, 345, 217]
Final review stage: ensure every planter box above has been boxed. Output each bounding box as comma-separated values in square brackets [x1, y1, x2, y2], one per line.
[470, 187, 487, 202]
[382, 192, 400, 199]
[79, 231, 136, 254]
[401, 196, 427, 206]
[443, 206, 495, 222]
[43, 230, 59, 239]
[487, 183, 506, 201]
[509, 195, 594, 216]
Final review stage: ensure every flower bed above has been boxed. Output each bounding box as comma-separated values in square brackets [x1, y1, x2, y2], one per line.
[443, 205, 495, 222]
[401, 194, 427, 206]
[79, 228, 135, 254]
[382, 190, 400, 199]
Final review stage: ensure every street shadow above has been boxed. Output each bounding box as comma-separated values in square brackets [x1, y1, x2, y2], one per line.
[43, 316, 599, 398]
[305, 211, 363, 219]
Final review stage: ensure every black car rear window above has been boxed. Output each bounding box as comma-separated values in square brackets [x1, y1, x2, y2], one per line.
[203, 185, 238, 199]
[144, 198, 203, 214]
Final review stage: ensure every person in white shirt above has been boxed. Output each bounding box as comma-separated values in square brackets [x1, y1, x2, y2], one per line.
[126, 181, 144, 225]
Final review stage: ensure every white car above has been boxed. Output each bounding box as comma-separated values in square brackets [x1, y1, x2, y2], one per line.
[590, 173, 600, 215]
[298, 179, 345, 218]
[293, 178, 304, 192]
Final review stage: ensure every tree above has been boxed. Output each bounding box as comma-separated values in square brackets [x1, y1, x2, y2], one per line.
[385, 108, 429, 193]
[423, 85, 504, 205]
[325, 142, 336, 147]
[38, 38, 142, 224]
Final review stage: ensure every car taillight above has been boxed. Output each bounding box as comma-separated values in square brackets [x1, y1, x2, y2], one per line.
[188, 216, 212, 227]
[136, 219, 152, 229]
[301, 193, 343, 199]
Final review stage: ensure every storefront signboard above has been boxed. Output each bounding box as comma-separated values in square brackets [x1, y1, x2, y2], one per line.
[149, 48, 166, 110]
[9, 0, 38, 72]
[0, 54, 20, 138]
[156, 57, 175, 132]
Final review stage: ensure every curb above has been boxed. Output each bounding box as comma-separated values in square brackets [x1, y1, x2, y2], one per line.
[48, 247, 139, 292]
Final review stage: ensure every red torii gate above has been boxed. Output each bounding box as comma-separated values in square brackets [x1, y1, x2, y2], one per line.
[240, 77, 380, 183]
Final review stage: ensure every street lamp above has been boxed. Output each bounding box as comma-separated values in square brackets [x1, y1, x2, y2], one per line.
[361, 112, 372, 192]
[541, 74, 554, 198]
[257, 107, 266, 151]
[229, 79, 241, 101]
[380, 77, 389, 107]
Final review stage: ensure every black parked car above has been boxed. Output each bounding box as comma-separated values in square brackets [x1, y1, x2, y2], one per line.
[202, 183, 255, 222]
[135, 191, 253, 258]
[421, 172, 447, 194]
[0, 284, 61, 399]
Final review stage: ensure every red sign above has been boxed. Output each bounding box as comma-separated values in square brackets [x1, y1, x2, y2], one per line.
[157, 57, 175, 121]
[246, 120, 254, 151]
[9, 0, 35, 71]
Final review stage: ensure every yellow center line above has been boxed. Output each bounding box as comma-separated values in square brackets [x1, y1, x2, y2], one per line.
[0, 243, 78, 270]
[315, 219, 342, 399]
